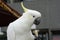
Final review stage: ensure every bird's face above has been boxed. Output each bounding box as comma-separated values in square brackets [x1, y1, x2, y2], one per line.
[21, 2, 41, 25]
[25, 10, 41, 25]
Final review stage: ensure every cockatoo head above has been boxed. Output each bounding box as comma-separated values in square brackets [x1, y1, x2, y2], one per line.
[21, 2, 41, 25]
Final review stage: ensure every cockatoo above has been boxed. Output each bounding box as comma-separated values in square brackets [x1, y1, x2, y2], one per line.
[7, 1, 41, 40]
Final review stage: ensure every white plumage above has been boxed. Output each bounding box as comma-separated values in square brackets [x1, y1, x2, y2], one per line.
[7, 2, 41, 40]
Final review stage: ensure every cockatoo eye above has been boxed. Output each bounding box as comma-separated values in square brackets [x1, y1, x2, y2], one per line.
[33, 16, 35, 17]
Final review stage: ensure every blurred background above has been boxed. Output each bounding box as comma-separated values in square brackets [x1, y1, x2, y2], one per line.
[0, 0, 60, 40]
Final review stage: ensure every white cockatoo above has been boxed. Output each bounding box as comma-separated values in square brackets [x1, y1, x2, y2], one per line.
[7, 1, 41, 40]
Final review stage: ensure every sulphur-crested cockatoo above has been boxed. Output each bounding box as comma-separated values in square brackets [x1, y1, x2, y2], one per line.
[7, 1, 41, 40]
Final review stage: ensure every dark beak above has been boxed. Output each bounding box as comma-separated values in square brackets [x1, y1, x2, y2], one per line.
[34, 17, 41, 25]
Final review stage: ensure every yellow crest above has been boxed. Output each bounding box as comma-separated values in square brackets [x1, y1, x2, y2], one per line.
[21, 2, 28, 12]
[21, 2, 33, 19]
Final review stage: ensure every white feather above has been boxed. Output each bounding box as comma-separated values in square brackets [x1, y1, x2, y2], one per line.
[7, 8, 41, 40]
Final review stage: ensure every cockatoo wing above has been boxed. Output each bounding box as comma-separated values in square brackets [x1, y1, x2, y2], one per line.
[7, 23, 16, 40]
[22, 31, 34, 40]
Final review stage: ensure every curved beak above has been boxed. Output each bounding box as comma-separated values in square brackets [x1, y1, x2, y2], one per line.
[34, 17, 41, 25]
